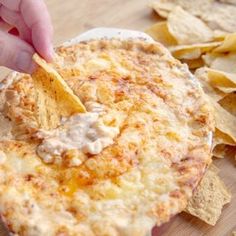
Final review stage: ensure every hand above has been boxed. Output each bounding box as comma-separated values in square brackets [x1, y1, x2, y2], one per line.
[0, 0, 53, 74]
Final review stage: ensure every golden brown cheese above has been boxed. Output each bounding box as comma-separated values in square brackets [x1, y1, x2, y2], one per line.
[0, 39, 214, 236]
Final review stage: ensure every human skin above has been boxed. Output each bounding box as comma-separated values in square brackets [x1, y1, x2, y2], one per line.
[0, 0, 53, 74]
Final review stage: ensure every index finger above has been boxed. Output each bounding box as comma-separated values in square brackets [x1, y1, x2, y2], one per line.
[20, 0, 53, 61]
[0, 0, 21, 11]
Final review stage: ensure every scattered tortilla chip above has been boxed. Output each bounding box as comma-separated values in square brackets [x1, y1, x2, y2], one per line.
[202, 53, 220, 67]
[151, 1, 236, 33]
[145, 22, 177, 47]
[217, 87, 236, 93]
[204, 52, 236, 74]
[32, 54, 86, 129]
[213, 144, 236, 159]
[207, 69, 236, 93]
[213, 128, 236, 148]
[211, 99, 236, 143]
[227, 146, 236, 160]
[185, 164, 231, 225]
[150, 0, 213, 18]
[181, 58, 204, 70]
[213, 30, 229, 41]
[150, 6, 169, 18]
[150, 1, 175, 18]
[212, 116, 236, 158]
[213, 144, 229, 158]
[167, 7, 213, 45]
[208, 69, 236, 87]
[213, 128, 235, 158]
[172, 48, 201, 60]
[219, 93, 236, 116]
[202, 3, 236, 33]
[194, 68, 226, 102]
[170, 42, 221, 60]
[214, 33, 236, 53]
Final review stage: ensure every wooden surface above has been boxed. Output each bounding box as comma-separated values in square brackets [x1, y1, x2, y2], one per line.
[46, 0, 158, 45]
[0, 0, 235, 235]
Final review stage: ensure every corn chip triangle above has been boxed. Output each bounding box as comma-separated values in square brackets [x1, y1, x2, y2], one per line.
[32, 54, 86, 129]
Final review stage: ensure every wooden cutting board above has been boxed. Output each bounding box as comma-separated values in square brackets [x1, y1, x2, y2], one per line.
[0, 0, 235, 235]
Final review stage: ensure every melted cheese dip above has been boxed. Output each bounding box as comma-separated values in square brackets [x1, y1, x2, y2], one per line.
[36, 103, 119, 164]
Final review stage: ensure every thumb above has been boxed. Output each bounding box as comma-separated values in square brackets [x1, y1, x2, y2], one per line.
[0, 30, 36, 73]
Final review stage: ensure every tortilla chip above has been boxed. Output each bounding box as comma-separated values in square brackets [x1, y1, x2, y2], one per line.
[150, 0, 213, 18]
[202, 53, 219, 67]
[232, 232, 236, 236]
[211, 99, 236, 143]
[213, 144, 236, 159]
[214, 33, 236, 53]
[207, 69, 236, 93]
[32, 54, 86, 129]
[212, 123, 236, 159]
[202, 52, 222, 68]
[167, 7, 213, 45]
[213, 128, 235, 159]
[195, 68, 226, 102]
[213, 128, 236, 147]
[219, 93, 236, 116]
[213, 30, 229, 41]
[151, 1, 236, 33]
[208, 69, 236, 87]
[227, 146, 236, 159]
[205, 52, 236, 74]
[212, 128, 236, 158]
[181, 58, 204, 70]
[145, 22, 177, 47]
[203, 3, 236, 33]
[150, 1, 174, 18]
[172, 48, 201, 60]
[213, 144, 228, 158]
[170, 42, 221, 60]
[217, 87, 236, 93]
[185, 164, 231, 225]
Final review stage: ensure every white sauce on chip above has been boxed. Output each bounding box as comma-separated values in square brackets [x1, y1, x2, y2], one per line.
[36, 103, 119, 163]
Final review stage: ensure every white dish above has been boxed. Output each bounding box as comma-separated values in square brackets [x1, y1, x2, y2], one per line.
[0, 27, 213, 236]
[62, 27, 154, 46]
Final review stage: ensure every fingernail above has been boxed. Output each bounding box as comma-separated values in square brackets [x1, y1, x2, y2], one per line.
[16, 51, 34, 73]
[48, 45, 55, 60]
[42, 45, 54, 63]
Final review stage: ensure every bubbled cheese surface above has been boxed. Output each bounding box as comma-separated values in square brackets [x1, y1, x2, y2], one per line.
[0, 39, 214, 236]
